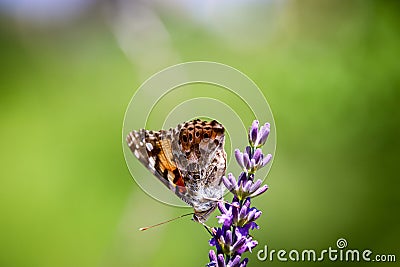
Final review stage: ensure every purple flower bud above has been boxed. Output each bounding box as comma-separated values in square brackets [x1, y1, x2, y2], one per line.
[247, 209, 257, 222]
[243, 198, 251, 209]
[237, 172, 247, 186]
[249, 179, 262, 193]
[209, 250, 217, 262]
[249, 120, 259, 145]
[249, 222, 259, 230]
[222, 176, 233, 191]
[232, 204, 239, 223]
[253, 210, 262, 220]
[209, 237, 217, 247]
[256, 123, 270, 147]
[239, 204, 248, 219]
[232, 236, 247, 253]
[261, 154, 272, 167]
[217, 254, 226, 267]
[218, 202, 228, 214]
[242, 180, 252, 193]
[253, 148, 262, 163]
[217, 213, 232, 226]
[236, 225, 250, 237]
[235, 149, 244, 169]
[243, 153, 250, 170]
[225, 230, 232, 246]
[230, 255, 241, 267]
[228, 173, 237, 186]
[245, 146, 252, 158]
[250, 184, 269, 198]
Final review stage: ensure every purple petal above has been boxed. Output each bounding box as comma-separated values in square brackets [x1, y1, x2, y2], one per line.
[257, 123, 270, 146]
[249, 221, 259, 230]
[243, 198, 251, 209]
[217, 254, 226, 267]
[209, 237, 217, 246]
[218, 202, 228, 214]
[239, 204, 248, 219]
[235, 149, 245, 169]
[235, 245, 247, 254]
[228, 173, 237, 188]
[232, 237, 247, 253]
[225, 230, 232, 245]
[236, 237, 258, 254]
[230, 255, 242, 267]
[245, 146, 252, 158]
[249, 179, 262, 194]
[252, 148, 262, 163]
[222, 176, 233, 191]
[237, 172, 247, 186]
[242, 180, 252, 193]
[250, 184, 269, 198]
[247, 209, 257, 221]
[253, 210, 262, 220]
[261, 154, 272, 167]
[243, 153, 250, 169]
[236, 225, 249, 238]
[249, 120, 259, 145]
[232, 204, 239, 223]
[216, 214, 232, 226]
[209, 250, 217, 262]
[246, 238, 258, 252]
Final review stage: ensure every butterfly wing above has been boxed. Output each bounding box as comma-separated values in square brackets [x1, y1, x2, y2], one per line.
[172, 120, 227, 222]
[126, 119, 227, 223]
[126, 128, 186, 196]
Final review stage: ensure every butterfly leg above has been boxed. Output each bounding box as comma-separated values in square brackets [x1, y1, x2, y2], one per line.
[203, 197, 240, 208]
[202, 222, 215, 236]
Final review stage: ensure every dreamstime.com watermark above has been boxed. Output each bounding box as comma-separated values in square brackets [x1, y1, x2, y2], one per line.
[257, 238, 396, 263]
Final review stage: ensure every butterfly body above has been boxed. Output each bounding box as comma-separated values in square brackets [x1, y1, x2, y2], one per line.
[126, 119, 226, 223]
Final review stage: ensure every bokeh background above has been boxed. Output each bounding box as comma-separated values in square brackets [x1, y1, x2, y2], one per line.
[0, 0, 399, 266]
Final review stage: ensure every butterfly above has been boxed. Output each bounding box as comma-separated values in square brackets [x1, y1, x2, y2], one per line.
[126, 119, 226, 223]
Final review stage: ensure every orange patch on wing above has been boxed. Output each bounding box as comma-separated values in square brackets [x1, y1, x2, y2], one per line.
[153, 140, 187, 193]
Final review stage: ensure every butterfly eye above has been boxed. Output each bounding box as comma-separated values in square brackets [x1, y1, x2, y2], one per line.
[188, 133, 193, 141]
[195, 131, 200, 138]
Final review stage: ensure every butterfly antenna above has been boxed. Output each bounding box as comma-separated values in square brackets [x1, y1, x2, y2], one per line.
[139, 212, 194, 231]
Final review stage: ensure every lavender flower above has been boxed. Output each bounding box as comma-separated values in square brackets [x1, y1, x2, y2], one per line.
[208, 250, 248, 267]
[248, 121, 270, 148]
[234, 148, 272, 174]
[222, 173, 268, 200]
[207, 120, 272, 267]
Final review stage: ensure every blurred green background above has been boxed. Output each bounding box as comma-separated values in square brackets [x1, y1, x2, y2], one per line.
[0, 0, 399, 266]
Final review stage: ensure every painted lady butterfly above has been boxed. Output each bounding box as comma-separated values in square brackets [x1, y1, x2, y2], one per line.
[126, 119, 226, 223]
